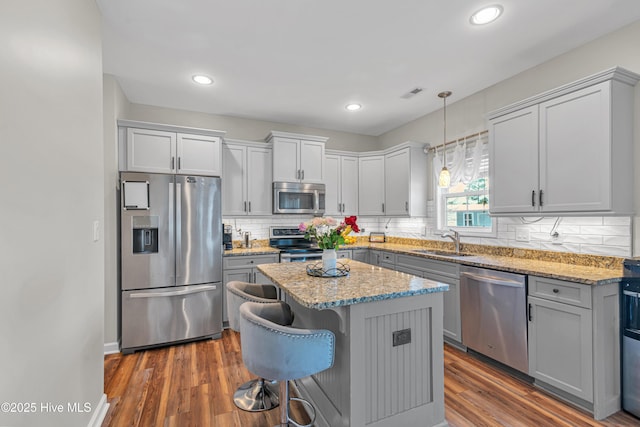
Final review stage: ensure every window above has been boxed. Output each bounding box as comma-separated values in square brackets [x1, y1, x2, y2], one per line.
[434, 131, 495, 236]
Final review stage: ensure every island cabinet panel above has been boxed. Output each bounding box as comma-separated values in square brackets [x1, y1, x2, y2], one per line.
[287, 292, 445, 427]
[363, 307, 433, 423]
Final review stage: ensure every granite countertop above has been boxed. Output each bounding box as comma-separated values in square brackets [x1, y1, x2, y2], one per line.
[257, 260, 449, 309]
[223, 246, 281, 256]
[363, 242, 623, 286]
[224, 240, 624, 286]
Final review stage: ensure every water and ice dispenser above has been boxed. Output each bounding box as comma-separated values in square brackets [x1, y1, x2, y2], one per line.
[132, 216, 159, 254]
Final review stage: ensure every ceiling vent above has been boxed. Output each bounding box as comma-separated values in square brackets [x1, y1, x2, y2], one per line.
[401, 87, 424, 99]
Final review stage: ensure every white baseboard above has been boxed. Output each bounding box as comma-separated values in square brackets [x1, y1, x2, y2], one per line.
[104, 341, 120, 355]
[87, 393, 109, 427]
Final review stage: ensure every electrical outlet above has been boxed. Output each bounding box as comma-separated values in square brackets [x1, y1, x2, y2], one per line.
[515, 227, 530, 242]
[392, 328, 411, 347]
[93, 220, 100, 242]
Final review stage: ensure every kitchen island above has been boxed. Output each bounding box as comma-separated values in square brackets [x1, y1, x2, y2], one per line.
[257, 260, 449, 427]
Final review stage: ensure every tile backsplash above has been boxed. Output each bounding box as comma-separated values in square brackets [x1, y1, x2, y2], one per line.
[223, 212, 632, 258]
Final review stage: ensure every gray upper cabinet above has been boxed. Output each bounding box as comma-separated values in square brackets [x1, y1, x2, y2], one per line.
[489, 67, 639, 215]
[222, 140, 272, 216]
[119, 120, 225, 176]
[325, 152, 359, 216]
[268, 131, 327, 184]
[357, 142, 428, 217]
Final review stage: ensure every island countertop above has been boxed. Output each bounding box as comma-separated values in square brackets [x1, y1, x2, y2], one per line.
[257, 260, 449, 310]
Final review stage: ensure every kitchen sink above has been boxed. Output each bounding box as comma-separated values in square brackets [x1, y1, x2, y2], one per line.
[412, 249, 472, 257]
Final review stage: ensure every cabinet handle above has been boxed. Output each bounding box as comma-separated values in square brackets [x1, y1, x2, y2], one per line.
[244, 201, 247, 212]
[297, 169, 301, 180]
[178, 157, 181, 170]
[342, 203, 345, 212]
[171, 157, 175, 170]
[552, 288, 559, 294]
[382, 203, 385, 213]
[248, 201, 251, 212]
[301, 170, 304, 180]
[528, 303, 533, 321]
[253, 272, 256, 282]
[539, 190, 544, 207]
[405, 201, 409, 212]
[531, 190, 535, 207]
[338, 202, 342, 212]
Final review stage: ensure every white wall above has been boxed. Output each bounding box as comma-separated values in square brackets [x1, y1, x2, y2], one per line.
[378, 19, 640, 256]
[0, 1, 106, 426]
[126, 103, 379, 152]
[103, 75, 130, 350]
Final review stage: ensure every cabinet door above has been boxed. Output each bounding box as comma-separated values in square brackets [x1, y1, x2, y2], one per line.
[352, 249, 369, 264]
[489, 106, 539, 214]
[324, 155, 341, 216]
[358, 156, 385, 215]
[254, 269, 275, 285]
[299, 140, 324, 183]
[272, 137, 300, 182]
[246, 146, 273, 215]
[222, 269, 252, 324]
[222, 144, 247, 216]
[528, 296, 593, 402]
[340, 156, 359, 216]
[425, 272, 460, 343]
[384, 148, 410, 215]
[177, 134, 221, 176]
[126, 128, 176, 173]
[539, 82, 611, 212]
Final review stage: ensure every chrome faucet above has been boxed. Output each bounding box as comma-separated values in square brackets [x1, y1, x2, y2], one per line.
[441, 229, 460, 254]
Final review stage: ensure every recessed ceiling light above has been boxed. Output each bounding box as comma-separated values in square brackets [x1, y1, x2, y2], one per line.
[192, 74, 213, 85]
[470, 5, 503, 25]
[345, 103, 362, 111]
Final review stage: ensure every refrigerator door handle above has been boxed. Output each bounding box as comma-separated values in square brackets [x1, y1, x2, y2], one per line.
[128, 284, 218, 299]
[175, 182, 182, 280]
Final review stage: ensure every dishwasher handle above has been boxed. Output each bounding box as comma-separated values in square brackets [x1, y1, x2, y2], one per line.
[460, 271, 525, 288]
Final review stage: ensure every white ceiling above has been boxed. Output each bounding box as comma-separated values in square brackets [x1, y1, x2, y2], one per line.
[98, 1, 640, 136]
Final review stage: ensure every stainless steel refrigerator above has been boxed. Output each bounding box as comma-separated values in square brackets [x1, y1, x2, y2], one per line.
[119, 172, 222, 353]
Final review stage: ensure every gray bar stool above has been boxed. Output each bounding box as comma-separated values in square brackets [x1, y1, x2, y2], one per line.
[226, 281, 287, 411]
[239, 301, 335, 427]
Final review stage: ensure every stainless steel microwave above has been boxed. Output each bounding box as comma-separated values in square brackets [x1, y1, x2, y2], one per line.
[273, 182, 325, 215]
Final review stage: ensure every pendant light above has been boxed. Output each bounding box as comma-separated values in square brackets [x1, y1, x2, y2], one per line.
[438, 91, 452, 188]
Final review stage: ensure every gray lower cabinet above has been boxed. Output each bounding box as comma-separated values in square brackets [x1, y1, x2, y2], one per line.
[351, 248, 369, 263]
[395, 254, 461, 344]
[370, 250, 395, 269]
[527, 275, 620, 420]
[222, 254, 279, 323]
[337, 249, 352, 259]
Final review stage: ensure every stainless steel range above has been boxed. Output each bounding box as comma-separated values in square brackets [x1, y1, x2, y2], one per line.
[269, 226, 322, 262]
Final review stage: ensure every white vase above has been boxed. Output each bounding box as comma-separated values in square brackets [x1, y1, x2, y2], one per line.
[322, 249, 337, 275]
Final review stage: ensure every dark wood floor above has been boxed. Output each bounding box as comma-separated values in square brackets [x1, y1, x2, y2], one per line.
[103, 330, 639, 426]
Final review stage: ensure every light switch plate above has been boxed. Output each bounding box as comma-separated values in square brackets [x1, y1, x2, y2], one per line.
[515, 227, 530, 242]
[93, 220, 100, 242]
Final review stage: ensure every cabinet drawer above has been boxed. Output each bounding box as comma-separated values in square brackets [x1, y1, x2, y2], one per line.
[223, 254, 279, 269]
[529, 276, 592, 309]
[395, 254, 459, 278]
[381, 252, 395, 263]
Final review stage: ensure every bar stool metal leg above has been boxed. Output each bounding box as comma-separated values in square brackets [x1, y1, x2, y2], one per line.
[276, 380, 316, 427]
[233, 377, 279, 411]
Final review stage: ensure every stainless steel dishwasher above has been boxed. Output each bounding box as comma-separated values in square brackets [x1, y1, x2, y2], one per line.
[460, 265, 528, 373]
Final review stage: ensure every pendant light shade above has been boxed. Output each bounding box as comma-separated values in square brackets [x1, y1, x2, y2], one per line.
[438, 165, 451, 188]
[438, 91, 452, 188]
